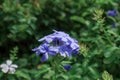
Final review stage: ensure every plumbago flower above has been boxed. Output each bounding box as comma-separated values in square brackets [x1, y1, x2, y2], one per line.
[107, 10, 117, 27]
[0, 60, 18, 74]
[32, 30, 80, 62]
[63, 64, 72, 70]
[32, 43, 58, 62]
[107, 10, 117, 17]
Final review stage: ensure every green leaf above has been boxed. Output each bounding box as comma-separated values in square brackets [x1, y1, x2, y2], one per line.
[70, 16, 85, 24]
[35, 67, 50, 78]
[61, 61, 72, 65]
[56, 74, 69, 80]
[102, 71, 113, 80]
[0, 72, 3, 78]
[15, 70, 31, 80]
[104, 46, 117, 58]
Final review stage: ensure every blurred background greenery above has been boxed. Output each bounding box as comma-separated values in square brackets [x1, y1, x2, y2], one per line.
[0, 0, 120, 80]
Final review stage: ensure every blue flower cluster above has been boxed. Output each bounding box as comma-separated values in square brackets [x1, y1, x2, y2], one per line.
[32, 30, 80, 62]
[107, 10, 117, 28]
[107, 10, 117, 17]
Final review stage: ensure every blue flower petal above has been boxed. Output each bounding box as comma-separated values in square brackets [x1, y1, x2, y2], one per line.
[40, 53, 48, 62]
[63, 64, 72, 70]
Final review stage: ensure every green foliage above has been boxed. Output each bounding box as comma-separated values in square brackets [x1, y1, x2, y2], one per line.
[102, 71, 113, 80]
[0, 0, 120, 80]
[10, 46, 18, 61]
